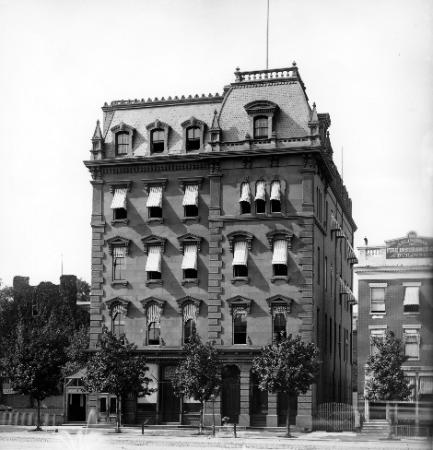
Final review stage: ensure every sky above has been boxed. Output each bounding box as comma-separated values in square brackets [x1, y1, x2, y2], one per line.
[0, 0, 432, 286]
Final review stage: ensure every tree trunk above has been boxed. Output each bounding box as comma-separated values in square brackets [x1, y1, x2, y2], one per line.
[199, 402, 203, 435]
[115, 396, 121, 433]
[285, 397, 291, 438]
[36, 399, 42, 431]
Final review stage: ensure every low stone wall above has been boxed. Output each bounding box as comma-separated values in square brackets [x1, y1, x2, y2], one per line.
[0, 409, 64, 426]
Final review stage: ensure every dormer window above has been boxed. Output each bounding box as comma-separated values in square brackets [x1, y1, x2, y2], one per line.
[181, 117, 206, 152]
[146, 120, 170, 155]
[254, 116, 268, 139]
[151, 129, 165, 153]
[186, 127, 201, 151]
[111, 122, 135, 157]
[244, 100, 279, 140]
[116, 132, 129, 155]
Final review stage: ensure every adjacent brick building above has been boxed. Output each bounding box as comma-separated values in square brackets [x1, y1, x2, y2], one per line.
[355, 232, 433, 422]
[83, 63, 357, 429]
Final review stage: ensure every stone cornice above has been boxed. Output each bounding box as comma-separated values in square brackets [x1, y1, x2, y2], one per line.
[355, 265, 433, 274]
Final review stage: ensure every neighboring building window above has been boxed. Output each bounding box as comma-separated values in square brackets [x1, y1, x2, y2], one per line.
[370, 284, 386, 313]
[183, 184, 199, 218]
[404, 327, 420, 360]
[317, 246, 321, 285]
[272, 239, 288, 277]
[110, 187, 128, 221]
[186, 127, 201, 151]
[112, 247, 126, 281]
[255, 181, 266, 214]
[233, 241, 248, 278]
[182, 244, 198, 281]
[239, 182, 251, 214]
[254, 116, 268, 138]
[270, 180, 281, 213]
[273, 312, 287, 343]
[146, 245, 162, 281]
[403, 282, 421, 313]
[324, 256, 328, 291]
[148, 322, 160, 345]
[370, 328, 386, 355]
[233, 310, 247, 344]
[151, 129, 165, 153]
[146, 186, 163, 219]
[116, 131, 129, 155]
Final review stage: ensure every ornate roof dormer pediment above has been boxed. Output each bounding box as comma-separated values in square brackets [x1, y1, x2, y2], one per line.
[146, 119, 170, 131]
[110, 121, 135, 134]
[244, 100, 279, 115]
[181, 116, 206, 129]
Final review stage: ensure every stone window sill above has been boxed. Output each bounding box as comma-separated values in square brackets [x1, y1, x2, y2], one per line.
[111, 219, 129, 226]
[146, 279, 163, 286]
[271, 275, 289, 283]
[181, 216, 200, 224]
[147, 217, 164, 224]
[111, 280, 129, 287]
[231, 276, 249, 285]
[181, 278, 199, 286]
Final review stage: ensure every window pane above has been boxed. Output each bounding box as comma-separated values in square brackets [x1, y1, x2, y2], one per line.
[233, 313, 247, 344]
[273, 313, 286, 342]
[113, 255, 124, 280]
[187, 127, 200, 139]
[152, 129, 164, 141]
[184, 319, 196, 343]
[254, 117, 268, 138]
[148, 322, 160, 345]
[116, 132, 129, 154]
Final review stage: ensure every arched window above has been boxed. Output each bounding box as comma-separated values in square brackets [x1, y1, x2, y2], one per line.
[151, 129, 165, 153]
[186, 127, 201, 151]
[148, 322, 160, 345]
[273, 312, 287, 343]
[184, 318, 196, 343]
[254, 116, 268, 139]
[116, 131, 129, 155]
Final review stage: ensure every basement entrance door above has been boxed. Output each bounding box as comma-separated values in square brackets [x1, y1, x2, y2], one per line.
[160, 366, 180, 423]
[221, 365, 240, 424]
[67, 394, 86, 422]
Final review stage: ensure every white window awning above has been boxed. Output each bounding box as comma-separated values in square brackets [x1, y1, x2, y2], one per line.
[146, 186, 163, 208]
[239, 182, 251, 203]
[404, 287, 420, 306]
[146, 245, 162, 272]
[181, 244, 198, 270]
[255, 181, 266, 201]
[113, 247, 126, 258]
[272, 239, 287, 265]
[111, 188, 127, 209]
[270, 181, 281, 201]
[182, 184, 199, 206]
[233, 241, 248, 266]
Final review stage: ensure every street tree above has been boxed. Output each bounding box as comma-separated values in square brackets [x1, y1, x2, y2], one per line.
[252, 334, 320, 437]
[365, 330, 411, 401]
[6, 323, 68, 430]
[83, 330, 152, 432]
[62, 326, 89, 377]
[171, 334, 221, 434]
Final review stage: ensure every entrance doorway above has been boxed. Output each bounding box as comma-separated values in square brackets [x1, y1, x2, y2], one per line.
[67, 394, 86, 421]
[221, 365, 240, 423]
[250, 370, 268, 426]
[160, 366, 180, 423]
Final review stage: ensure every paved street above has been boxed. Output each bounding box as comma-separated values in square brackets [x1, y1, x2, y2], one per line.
[0, 426, 431, 450]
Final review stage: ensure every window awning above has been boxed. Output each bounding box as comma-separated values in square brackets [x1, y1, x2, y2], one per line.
[182, 184, 199, 206]
[239, 182, 251, 203]
[111, 188, 127, 209]
[270, 181, 281, 201]
[233, 241, 248, 266]
[404, 287, 420, 306]
[255, 181, 266, 201]
[272, 239, 287, 265]
[146, 245, 162, 272]
[181, 244, 198, 270]
[146, 186, 163, 208]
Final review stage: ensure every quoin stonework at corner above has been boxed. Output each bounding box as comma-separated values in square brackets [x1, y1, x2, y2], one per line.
[83, 63, 357, 429]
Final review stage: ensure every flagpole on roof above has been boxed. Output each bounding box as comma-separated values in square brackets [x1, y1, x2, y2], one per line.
[266, 0, 270, 69]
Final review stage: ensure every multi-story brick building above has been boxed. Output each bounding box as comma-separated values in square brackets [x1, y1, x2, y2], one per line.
[83, 63, 357, 429]
[355, 232, 433, 422]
